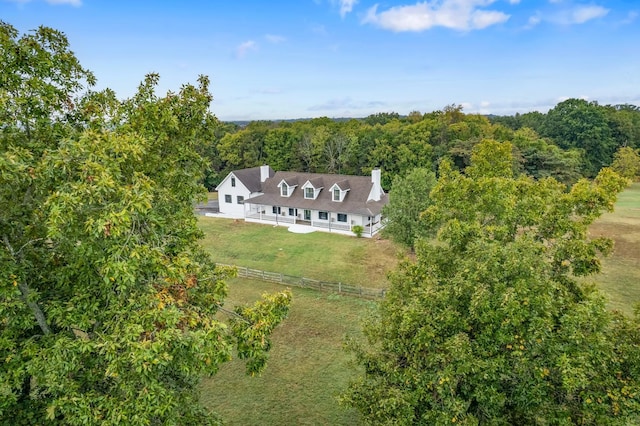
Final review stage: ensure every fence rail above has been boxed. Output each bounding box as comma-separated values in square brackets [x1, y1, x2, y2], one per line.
[217, 263, 386, 299]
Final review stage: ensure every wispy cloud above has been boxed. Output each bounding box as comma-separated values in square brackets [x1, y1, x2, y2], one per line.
[311, 24, 328, 35]
[569, 5, 609, 24]
[46, 0, 81, 5]
[526, 14, 542, 29]
[338, 0, 358, 17]
[265, 34, 286, 43]
[362, 0, 510, 32]
[308, 97, 387, 112]
[621, 11, 638, 25]
[526, 3, 610, 28]
[5, 0, 82, 5]
[236, 40, 257, 58]
[308, 97, 355, 111]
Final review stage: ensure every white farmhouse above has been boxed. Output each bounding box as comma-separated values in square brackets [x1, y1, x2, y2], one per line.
[216, 165, 274, 218]
[216, 165, 388, 237]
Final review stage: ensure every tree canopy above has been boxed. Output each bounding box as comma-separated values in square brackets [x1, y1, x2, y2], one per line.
[342, 140, 640, 425]
[382, 167, 437, 250]
[1, 22, 290, 425]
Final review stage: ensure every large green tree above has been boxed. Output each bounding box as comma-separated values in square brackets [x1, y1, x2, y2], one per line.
[1, 23, 290, 425]
[542, 98, 617, 176]
[343, 140, 640, 424]
[610, 146, 640, 181]
[382, 168, 437, 250]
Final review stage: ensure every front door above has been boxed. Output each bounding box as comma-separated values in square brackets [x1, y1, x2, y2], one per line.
[304, 209, 311, 221]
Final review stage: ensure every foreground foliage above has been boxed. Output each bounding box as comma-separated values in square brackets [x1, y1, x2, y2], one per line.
[343, 140, 640, 424]
[0, 22, 290, 425]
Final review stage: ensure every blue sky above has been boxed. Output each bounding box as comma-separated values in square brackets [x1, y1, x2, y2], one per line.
[3, 0, 639, 121]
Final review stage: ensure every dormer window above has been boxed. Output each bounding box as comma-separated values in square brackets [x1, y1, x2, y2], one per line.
[330, 181, 349, 202]
[305, 187, 315, 199]
[302, 178, 322, 200]
[279, 179, 296, 197]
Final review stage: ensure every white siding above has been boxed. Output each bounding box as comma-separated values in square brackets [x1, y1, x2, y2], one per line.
[216, 173, 251, 218]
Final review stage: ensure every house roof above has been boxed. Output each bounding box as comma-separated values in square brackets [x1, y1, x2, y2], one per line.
[245, 171, 388, 216]
[227, 166, 274, 193]
[333, 179, 351, 190]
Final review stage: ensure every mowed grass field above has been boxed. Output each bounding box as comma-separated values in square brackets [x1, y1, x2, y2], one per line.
[199, 279, 372, 425]
[198, 216, 402, 289]
[198, 183, 640, 425]
[589, 182, 640, 315]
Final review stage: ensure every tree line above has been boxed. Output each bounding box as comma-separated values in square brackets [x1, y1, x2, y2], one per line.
[201, 101, 640, 190]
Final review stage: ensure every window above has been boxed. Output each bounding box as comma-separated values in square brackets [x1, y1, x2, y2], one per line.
[281, 185, 288, 196]
[237, 196, 244, 204]
[318, 211, 328, 220]
[231, 177, 236, 187]
[288, 208, 295, 216]
[272, 206, 281, 214]
[304, 209, 311, 221]
[337, 213, 347, 222]
[305, 187, 315, 199]
[224, 194, 232, 203]
[333, 188, 340, 201]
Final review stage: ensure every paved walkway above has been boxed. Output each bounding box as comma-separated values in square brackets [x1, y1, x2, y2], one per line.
[287, 224, 316, 234]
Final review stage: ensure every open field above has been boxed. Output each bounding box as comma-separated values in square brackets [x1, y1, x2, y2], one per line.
[199, 278, 371, 425]
[198, 183, 640, 424]
[589, 182, 640, 315]
[198, 217, 402, 289]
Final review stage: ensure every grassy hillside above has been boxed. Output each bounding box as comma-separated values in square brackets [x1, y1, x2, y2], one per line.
[589, 182, 640, 315]
[198, 217, 402, 289]
[200, 278, 371, 425]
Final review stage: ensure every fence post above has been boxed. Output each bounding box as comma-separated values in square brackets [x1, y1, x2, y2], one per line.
[280, 273, 283, 283]
[339, 282, 342, 293]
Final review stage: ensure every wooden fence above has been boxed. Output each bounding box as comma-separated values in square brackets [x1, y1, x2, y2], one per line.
[217, 263, 386, 299]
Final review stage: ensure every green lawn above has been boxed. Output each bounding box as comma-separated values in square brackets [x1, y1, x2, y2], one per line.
[198, 217, 402, 289]
[198, 183, 640, 425]
[199, 278, 372, 425]
[589, 182, 640, 315]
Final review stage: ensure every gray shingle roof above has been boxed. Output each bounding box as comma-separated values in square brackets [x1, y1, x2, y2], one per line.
[246, 171, 388, 216]
[232, 166, 274, 193]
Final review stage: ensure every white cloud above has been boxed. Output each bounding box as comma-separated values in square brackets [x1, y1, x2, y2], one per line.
[236, 40, 257, 58]
[362, 0, 510, 32]
[526, 14, 541, 28]
[265, 34, 286, 43]
[4, 0, 82, 5]
[46, 0, 81, 5]
[529, 4, 609, 27]
[339, 0, 358, 17]
[570, 5, 609, 24]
